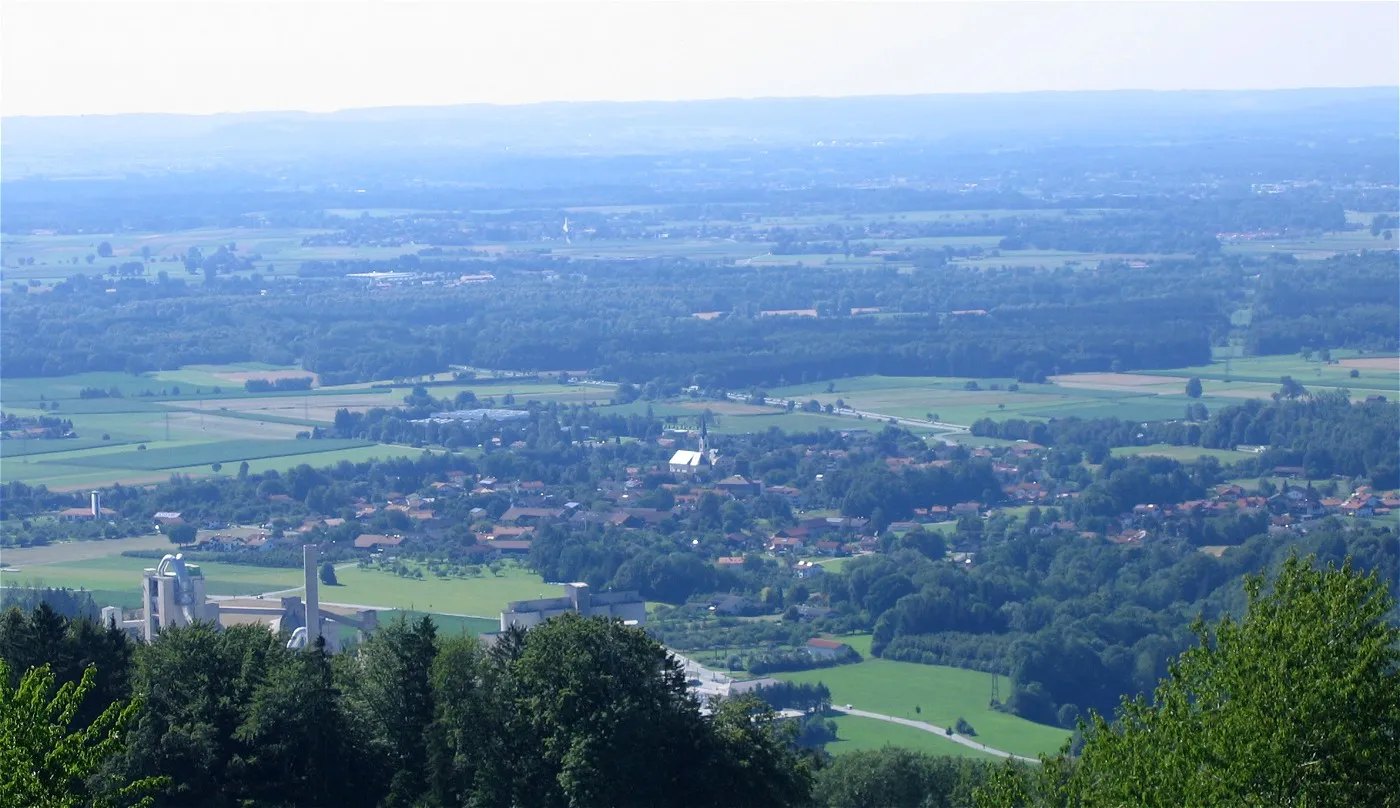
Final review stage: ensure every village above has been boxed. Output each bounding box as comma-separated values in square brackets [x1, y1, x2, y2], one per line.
[49, 428, 1397, 576]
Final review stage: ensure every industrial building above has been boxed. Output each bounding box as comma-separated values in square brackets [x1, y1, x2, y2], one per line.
[499, 582, 646, 631]
[102, 545, 377, 652]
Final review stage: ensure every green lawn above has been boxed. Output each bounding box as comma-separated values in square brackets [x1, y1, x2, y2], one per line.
[323, 566, 561, 617]
[776, 658, 1070, 759]
[0, 555, 306, 601]
[827, 714, 1002, 760]
[1111, 444, 1257, 464]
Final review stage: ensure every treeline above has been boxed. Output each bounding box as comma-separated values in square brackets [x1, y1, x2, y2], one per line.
[971, 392, 1400, 488]
[1245, 251, 1400, 355]
[821, 524, 1399, 728]
[1203, 393, 1400, 485]
[243, 376, 313, 392]
[0, 255, 1239, 387]
[2, 609, 816, 807]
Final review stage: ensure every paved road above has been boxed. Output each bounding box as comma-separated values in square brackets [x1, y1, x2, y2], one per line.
[569, 378, 972, 444]
[722, 392, 971, 445]
[829, 706, 1038, 762]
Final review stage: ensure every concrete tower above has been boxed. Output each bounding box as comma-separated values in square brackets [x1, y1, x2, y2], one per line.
[90, 490, 101, 518]
[303, 544, 321, 647]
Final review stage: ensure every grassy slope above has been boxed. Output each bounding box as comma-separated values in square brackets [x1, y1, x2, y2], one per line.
[827, 714, 1001, 760]
[776, 658, 1070, 759]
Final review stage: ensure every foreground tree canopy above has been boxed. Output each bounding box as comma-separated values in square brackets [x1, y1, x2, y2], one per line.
[2, 553, 1396, 807]
[974, 553, 1400, 807]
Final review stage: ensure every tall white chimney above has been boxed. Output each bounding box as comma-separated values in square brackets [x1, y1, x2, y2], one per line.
[303, 544, 321, 648]
[90, 490, 101, 518]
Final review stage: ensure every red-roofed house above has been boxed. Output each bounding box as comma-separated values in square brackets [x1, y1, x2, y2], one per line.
[354, 534, 404, 550]
[806, 638, 849, 659]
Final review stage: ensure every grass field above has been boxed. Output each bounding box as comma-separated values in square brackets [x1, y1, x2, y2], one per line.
[776, 654, 1071, 759]
[0, 364, 430, 488]
[2, 442, 424, 490]
[827, 714, 1002, 760]
[773, 375, 1220, 426]
[772, 350, 1396, 429]
[0, 555, 306, 608]
[1130, 352, 1398, 393]
[321, 566, 561, 617]
[1, 551, 556, 619]
[1111, 444, 1257, 464]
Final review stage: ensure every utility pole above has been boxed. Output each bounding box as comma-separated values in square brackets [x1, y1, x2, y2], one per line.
[164, 412, 170, 441]
[990, 672, 1001, 708]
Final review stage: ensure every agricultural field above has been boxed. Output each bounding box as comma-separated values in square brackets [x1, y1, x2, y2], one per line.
[429, 381, 617, 407]
[1130, 352, 1398, 393]
[53, 439, 375, 471]
[773, 375, 1225, 427]
[597, 399, 859, 435]
[826, 715, 1001, 760]
[0, 227, 415, 286]
[1221, 227, 1393, 259]
[776, 653, 1072, 759]
[0, 365, 429, 489]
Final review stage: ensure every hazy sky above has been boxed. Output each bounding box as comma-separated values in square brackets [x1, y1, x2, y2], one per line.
[3, 1, 1397, 117]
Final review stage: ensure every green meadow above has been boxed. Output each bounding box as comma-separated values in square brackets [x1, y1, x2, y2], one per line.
[0, 364, 423, 488]
[772, 374, 1227, 427]
[826, 714, 1002, 760]
[1132, 352, 1398, 392]
[1111, 444, 1258, 464]
[320, 565, 561, 618]
[0, 555, 306, 608]
[776, 649, 1071, 759]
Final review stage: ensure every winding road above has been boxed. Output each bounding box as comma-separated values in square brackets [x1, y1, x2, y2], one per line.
[829, 706, 1038, 762]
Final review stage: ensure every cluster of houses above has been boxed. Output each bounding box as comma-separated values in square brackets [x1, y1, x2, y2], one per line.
[47, 425, 1397, 576]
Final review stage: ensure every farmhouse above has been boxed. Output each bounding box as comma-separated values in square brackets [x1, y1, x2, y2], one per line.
[715, 475, 762, 497]
[153, 511, 185, 526]
[805, 638, 849, 659]
[499, 506, 565, 524]
[353, 534, 405, 550]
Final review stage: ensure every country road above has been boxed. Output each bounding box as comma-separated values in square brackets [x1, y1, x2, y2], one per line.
[829, 706, 1039, 762]
[723, 391, 971, 445]
[571, 379, 970, 442]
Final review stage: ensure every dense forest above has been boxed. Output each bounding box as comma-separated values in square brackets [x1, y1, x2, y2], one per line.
[973, 393, 1400, 487]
